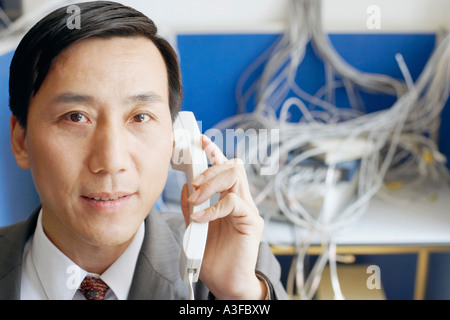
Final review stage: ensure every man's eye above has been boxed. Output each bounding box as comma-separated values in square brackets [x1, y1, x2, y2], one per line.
[65, 112, 89, 123]
[132, 114, 152, 123]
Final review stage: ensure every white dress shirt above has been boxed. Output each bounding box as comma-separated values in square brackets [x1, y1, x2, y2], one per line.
[20, 210, 145, 300]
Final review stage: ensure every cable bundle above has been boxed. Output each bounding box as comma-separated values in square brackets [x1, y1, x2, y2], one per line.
[213, 0, 450, 299]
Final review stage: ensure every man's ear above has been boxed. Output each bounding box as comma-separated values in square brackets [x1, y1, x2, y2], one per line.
[10, 115, 30, 169]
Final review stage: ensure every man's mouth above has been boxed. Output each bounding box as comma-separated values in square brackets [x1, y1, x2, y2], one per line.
[81, 193, 136, 211]
[89, 196, 128, 201]
[83, 192, 132, 200]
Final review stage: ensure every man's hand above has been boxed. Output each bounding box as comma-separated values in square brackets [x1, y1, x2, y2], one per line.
[180, 135, 267, 300]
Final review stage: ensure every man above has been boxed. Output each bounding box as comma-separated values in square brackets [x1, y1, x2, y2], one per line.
[0, 1, 287, 300]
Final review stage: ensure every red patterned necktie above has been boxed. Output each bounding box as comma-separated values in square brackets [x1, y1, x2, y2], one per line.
[79, 276, 109, 300]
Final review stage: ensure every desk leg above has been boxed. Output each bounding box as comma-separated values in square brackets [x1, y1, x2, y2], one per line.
[414, 250, 429, 300]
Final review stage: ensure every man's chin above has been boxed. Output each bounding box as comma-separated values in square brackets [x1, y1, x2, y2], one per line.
[80, 225, 139, 249]
[75, 212, 145, 249]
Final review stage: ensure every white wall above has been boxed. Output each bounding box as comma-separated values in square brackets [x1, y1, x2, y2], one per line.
[20, 0, 450, 34]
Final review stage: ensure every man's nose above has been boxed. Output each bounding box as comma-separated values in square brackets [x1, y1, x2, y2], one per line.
[88, 120, 131, 175]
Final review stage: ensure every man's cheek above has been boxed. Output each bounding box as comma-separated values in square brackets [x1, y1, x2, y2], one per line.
[145, 158, 170, 193]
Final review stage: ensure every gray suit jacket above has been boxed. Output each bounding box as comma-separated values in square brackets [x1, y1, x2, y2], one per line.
[0, 206, 288, 300]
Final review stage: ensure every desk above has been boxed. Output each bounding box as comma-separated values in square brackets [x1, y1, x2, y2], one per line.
[263, 188, 450, 299]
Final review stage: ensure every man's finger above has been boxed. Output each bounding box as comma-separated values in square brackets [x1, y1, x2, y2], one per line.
[202, 135, 228, 165]
[189, 164, 248, 205]
[180, 183, 191, 227]
[191, 192, 262, 231]
[191, 158, 244, 188]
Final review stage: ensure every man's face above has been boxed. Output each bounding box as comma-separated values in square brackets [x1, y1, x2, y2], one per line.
[15, 37, 173, 248]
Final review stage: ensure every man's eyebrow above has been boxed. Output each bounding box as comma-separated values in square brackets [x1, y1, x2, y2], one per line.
[52, 93, 97, 105]
[50, 92, 165, 105]
[125, 92, 165, 104]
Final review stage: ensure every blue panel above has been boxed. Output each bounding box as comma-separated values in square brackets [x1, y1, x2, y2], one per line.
[178, 33, 280, 130]
[177, 33, 450, 169]
[329, 33, 436, 113]
[0, 51, 40, 227]
[178, 33, 437, 120]
[426, 252, 450, 300]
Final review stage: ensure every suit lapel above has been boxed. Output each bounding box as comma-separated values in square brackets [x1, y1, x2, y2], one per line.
[0, 207, 40, 300]
[128, 209, 191, 300]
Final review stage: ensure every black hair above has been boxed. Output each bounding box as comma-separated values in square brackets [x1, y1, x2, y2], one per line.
[9, 1, 182, 128]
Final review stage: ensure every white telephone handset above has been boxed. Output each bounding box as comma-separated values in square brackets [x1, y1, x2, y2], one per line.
[171, 112, 209, 298]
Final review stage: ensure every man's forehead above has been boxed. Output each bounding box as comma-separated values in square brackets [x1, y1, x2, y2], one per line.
[47, 36, 168, 85]
[33, 36, 170, 108]
[53, 36, 164, 67]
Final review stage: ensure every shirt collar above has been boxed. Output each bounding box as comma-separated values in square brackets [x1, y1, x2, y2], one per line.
[31, 210, 145, 300]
